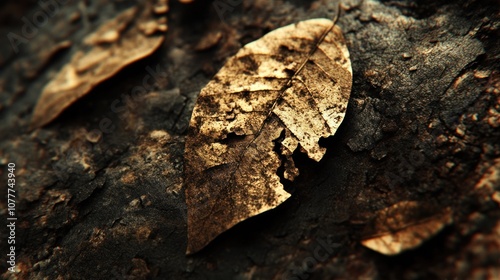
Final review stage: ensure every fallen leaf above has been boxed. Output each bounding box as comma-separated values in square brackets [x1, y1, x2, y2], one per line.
[185, 18, 352, 254]
[30, 1, 167, 129]
[361, 201, 453, 256]
[195, 30, 223, 51]
[16, 40, 72, 80]
[472, 158, 500, 205]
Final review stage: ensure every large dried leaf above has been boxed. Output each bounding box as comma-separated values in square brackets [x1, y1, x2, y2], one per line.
[30, 1, 168, 129]
[361, 201, 453, 255]
[185, 18, 352, 254]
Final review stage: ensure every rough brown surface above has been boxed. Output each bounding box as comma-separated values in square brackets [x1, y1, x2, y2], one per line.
[0, 0, 499, 279]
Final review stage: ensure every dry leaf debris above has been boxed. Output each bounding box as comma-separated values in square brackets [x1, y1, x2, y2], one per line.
[361, 201, 453, 256]
[30, 1, 167, 129]
[184, 18, 352, 254]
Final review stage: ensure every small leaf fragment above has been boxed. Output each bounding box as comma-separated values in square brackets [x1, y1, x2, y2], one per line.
[31, 1, 167, 129]
[472, 158, 500, 205]
[184, 18, 352, 254]
[361, 201, 453, 256]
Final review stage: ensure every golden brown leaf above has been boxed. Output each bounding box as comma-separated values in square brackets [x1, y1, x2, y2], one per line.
[30, 2, 167, 129]
[361, 201, 453, 256]
[195, 30, 223, 51]
[184, 18, 352, 254]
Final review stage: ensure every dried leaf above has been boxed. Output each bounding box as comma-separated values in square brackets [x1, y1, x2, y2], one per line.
[361, 201, 453, 256]
[472, 158, 500, 205]
[185, 18, 352, 254]
[30, 2, 167, 129]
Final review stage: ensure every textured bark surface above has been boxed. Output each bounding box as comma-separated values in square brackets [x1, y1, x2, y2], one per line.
[30, 3, 167, 129]
[0, 0, 499, 279]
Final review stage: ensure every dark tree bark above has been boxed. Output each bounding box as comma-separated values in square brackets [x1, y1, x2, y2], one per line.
[0, 0, 499, 279]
